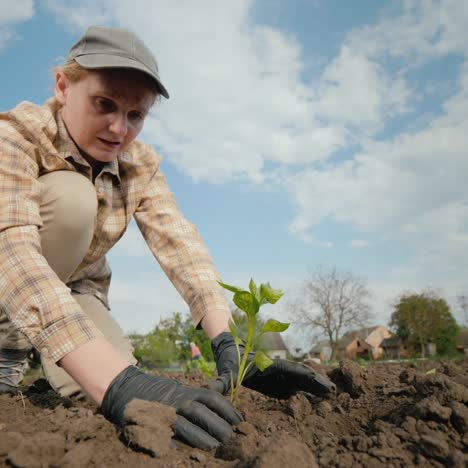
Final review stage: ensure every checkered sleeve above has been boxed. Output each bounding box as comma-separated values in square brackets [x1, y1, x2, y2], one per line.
[133, 157, 232, 328]
[0, 121, 103, 362]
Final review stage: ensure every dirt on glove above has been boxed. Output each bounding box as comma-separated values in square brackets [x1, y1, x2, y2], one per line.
[0, 359, 467, 467]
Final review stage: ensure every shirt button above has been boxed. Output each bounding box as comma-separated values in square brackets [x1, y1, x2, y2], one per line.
[41, 347, 49, 357]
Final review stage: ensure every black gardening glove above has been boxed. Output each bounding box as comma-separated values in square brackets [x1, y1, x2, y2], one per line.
[210, 332, 336, 399]
[101, 365, 242, 451]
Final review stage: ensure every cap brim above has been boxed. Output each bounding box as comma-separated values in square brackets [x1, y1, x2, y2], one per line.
[75, 54, 169, 99]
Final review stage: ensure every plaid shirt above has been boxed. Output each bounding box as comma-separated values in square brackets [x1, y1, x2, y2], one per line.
[0, 98, 230, 362]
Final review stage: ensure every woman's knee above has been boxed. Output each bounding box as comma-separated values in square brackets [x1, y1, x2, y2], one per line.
[40, 171, 97, 238]
[39, 171, 98, 281]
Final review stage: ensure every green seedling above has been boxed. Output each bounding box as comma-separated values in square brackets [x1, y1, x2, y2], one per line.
[196, 356, 216, 378]
[218, 278, 289, 403]
[183, 356, 216, 377]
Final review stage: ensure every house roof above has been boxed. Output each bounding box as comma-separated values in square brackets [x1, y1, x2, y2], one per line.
[337, 334, 372, 350]
[381, 336, 402, 348]
[337, 326, 382, 349]
[343, 326, 382, 340]
[261, 332, 288, 351]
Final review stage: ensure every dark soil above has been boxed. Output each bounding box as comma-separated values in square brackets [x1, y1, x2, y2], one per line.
[1, 359, 467, 467]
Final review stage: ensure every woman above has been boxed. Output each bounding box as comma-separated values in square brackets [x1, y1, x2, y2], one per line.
[0, 25, 335, 450]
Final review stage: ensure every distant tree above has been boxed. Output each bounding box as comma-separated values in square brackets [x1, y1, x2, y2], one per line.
[131, 311, 214, 367]
[184, 319, 214, 362]
[390, 290, 459, 357]
[289, 266, 372, 360]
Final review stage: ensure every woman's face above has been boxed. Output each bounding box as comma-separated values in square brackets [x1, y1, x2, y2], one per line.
[55, 69, 155, 168]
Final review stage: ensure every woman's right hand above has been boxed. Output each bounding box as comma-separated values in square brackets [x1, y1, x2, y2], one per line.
[100, 365, 243, 450]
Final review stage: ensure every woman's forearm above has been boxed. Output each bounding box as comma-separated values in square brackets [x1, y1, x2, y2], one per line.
[58, 337, 130, 405]
[201, 310, 231, 340]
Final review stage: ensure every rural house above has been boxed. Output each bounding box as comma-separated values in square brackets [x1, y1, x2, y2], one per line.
[337, 325, 392, 359]
[261, 332, 289, 360]
[309, 340, 333, 362]
[336, 332, 372, 360]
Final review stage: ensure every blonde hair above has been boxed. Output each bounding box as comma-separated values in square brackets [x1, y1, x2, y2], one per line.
[53, 60, 161, 103]
[55, 60, 90, 83]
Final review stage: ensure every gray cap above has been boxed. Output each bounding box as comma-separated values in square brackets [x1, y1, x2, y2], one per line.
[66, 25, 169, 99]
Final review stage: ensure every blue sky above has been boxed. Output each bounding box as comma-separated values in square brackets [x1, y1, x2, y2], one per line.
[1, 1, 467, 349]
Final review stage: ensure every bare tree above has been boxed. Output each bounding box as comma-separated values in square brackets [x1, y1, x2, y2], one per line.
[457, 293, 468, 327]
[289, 266, 372, 359]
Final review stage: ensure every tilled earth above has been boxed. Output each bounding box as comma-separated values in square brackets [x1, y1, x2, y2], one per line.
[0, 359, 467, 467]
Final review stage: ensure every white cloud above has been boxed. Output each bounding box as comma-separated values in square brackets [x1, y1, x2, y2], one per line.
[348, 0, 468, 61]
[0, 0, 34, 52]
[0, 0, 34, 24]
[44, 0, 111, 30]
[317, 46, 410, 134]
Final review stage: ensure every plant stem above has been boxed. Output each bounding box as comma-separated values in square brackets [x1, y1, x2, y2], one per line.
[233, 315, 255, 402]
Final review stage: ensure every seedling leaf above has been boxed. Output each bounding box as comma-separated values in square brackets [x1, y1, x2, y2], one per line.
[217, 281, 246, 294]
[254, 351, 273, 371]
[259, 283, 284, 304]
[261, 319, 290, 334]
[249, 278, 258, 299]
[233, 291, 259, 316]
